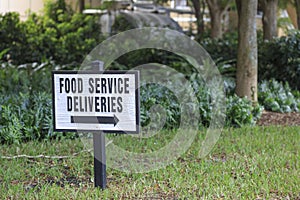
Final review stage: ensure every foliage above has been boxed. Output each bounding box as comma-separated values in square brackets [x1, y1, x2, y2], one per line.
[191, 73, 262, 127]
[0, 63, 75, 144]
[0, 62, 73, 95]
[0, 12, 28, 63]
[0, 64, 30, 94]
[201, 32, 239, 66]
[201, 31, 300, 91]
[258, 79, 300, 112]
[140, 83, 180, 129]
[113, 49, 196, 75]
[258, 30, 300, 90]
[0, 92, 76, 144]
[140, 72, 262, 130]
[226, 95, 263, 127]
[0, 60, 264, 144]
[0, 0, 103, 65]
[111, 15, 135, 34]
[43, 0, 73, 22]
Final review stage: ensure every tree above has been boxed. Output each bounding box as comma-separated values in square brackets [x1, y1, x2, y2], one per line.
[260, 0, 278, 40]
[44, 0, 73, 22]
[279, 0, 300, 29]
[206, 0, 232, 39]
[79, 0, 85, 13]
[235, 0, 258, 103]
[295, 0, 300, 29]
[191, 0, 206, 40]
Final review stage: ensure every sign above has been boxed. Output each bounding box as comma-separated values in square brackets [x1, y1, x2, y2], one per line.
[52, 71, 140, 133]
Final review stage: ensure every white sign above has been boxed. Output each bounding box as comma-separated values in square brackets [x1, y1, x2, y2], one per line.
[52, 71, 140, 133]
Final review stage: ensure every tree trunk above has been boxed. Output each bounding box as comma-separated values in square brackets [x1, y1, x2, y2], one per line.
[79, 0, 85, 13]
[286, 2, 298, 29]
[191, 0, 205, 40]
[207, 1, 223, 39]
[295, 0, 300, 30]
[235, 0, 258, 103]
[206, 0, 232, 39]
[260, 0, 278, 40]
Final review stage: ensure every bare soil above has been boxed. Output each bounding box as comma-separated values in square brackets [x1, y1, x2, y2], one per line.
[257, 111, 300, 126]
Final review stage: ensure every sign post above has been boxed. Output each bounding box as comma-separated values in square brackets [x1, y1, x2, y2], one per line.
[52, 65, 140, 189]
[93, 129, 106, 188]
[92, 61, 106, 189]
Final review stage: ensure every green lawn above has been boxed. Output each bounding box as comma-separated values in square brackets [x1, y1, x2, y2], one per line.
[0, 126, 299, 199]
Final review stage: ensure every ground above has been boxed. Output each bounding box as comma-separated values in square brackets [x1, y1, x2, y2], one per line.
[1, 126, 299, 199]
[257, 111, 300, 126]
[0, 110, 299, 199]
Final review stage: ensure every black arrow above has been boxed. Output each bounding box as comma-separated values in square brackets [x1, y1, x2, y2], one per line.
[71, 115, 119, 126]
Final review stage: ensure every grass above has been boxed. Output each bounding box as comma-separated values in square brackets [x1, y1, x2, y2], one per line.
[0, 126, 299, 199]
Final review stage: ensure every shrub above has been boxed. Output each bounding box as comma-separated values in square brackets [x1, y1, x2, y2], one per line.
[258, 30, 300, 90]
[140, 72, 263, 129]
[0, 13, 28, 63]
[0, 62, 70, 95]
[0, 62, 264, 144]
[113, 49, 197, 75]
[226, 95, 263, 127]
[258, 79, 300, 113]
[201, 31, 300, 91]
[201, 32, 238, 66]
[0, 92, 76, 144]
[140, 83, 180, 129]
[0, 0, 103, 65]
[111, 15, 135, 34]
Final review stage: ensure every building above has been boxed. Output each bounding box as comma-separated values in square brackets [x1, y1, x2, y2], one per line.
[0, 0, 100, 20]
[0, 0, 296, 34]
[0, 0, 45, 20]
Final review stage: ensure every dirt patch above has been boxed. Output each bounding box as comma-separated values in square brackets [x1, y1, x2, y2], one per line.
[257, 111, 300, 126]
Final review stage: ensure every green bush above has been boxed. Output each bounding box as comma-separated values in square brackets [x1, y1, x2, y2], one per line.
[140, 83, 180, 129]
[0, 63, 77, 144]
[111, 15, 135, 34]
[258, 79, 300, 113]
[0, 62, 70, 95]
[0, 63, 30, 94]
[189, 73, 212, 127]
[113, 49, 197, 76]
[201, 31, 300, 91]
[258, 31, 300, 90]
[201, 32, 238, 66]
[0, 13, 28, 63]
[0, 62, 79, 144]
[140, 73, 262, 130]
[0, 63, 264, 144]
[0, 0, 103, 65]
[0, 92, 77, 144]
[226, 95, 263, 127]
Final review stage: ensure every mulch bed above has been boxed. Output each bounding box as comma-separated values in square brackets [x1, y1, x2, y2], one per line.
[257, 111, 300, 126]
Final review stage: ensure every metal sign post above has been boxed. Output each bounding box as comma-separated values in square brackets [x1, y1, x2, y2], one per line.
[93, 128, 106, 188]
[52, 61, 140, 189]
[92, 61, 106, 189]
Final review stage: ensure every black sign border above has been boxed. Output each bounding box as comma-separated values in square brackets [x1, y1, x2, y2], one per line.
[52, 70, 140, 134]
